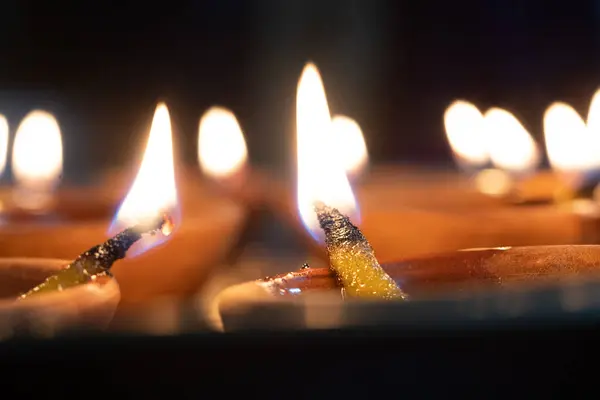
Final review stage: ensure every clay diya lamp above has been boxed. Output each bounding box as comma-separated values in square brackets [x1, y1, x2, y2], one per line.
[320, 99, 600, 261]
[0, 105, 243, 310]
[353, 104, 565, 260]
[0, 258, 120, 337]
[213, 65, 600, 330]
[0, 110, 125, 259]
[214, 245, 600, 331]
[107, 167, 243, 308]
[102, 104, 244, 313]
[364, 100, 600, 259]
[9, 213, 175, 336]
[205, 63, 598, 272]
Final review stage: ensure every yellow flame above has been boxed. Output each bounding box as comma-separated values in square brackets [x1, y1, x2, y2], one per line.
[483, 108, 540, 174]
[111, 103, 178, 235]
[443, 100, 489, 167]
[587, 88, 600, 136]
[198, 106, 248, 179]
[296, 62, 358, 241]
[474, 168, 514, 197]
[331, 115, 368, 177]
[12, 110, 63, 190]
[544, 101, 600, 173]
[0, 115, 8, 177]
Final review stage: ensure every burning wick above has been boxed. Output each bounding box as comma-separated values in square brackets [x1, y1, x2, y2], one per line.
[19, 213, 174, 300]
[295, 62, 401, 300]
[314, 201, 406, 300]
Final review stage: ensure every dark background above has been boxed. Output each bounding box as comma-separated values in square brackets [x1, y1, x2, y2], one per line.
[0, 0, 599, 182]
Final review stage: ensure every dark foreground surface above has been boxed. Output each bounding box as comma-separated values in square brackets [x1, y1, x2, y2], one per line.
[0, 324, 597, 398]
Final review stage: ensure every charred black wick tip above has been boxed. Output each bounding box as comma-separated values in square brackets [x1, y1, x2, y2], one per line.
[314, 203, 366, 247]
[79, 227, 144, 270]
[106, 227, 144, 260]
[78, 216, 168, 271]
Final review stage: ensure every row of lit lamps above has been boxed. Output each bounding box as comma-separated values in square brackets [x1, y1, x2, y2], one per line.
[0, 93, 370, 204]
[115, 63, 369, 242]
[2, 80, 597, 206]
[0, 63, 372, 246]
[444, 92, 600, 177]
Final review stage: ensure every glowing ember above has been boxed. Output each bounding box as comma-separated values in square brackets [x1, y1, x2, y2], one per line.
[160, 213, 175, 236]
[330, 115, 368, 177]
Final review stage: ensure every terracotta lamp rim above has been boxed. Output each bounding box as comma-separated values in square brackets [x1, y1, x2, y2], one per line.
[214, 244, 600, 331]
[0, 258, 120, 338]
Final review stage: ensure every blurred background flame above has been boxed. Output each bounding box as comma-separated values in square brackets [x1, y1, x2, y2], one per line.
[198, 106, 248, 179]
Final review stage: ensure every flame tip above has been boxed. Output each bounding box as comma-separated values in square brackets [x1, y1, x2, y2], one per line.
[201, 106, 235, 119]
[448, 99, 475, 108]
[27, 109, 52, 115]
[22, 110, 57, 122]
[547, 101, 570, 110]
[301, 62, 322, 79]
[484, 107, 504, 116]
[208, 105, 230, 112]
[154, 103, 171, 117]
[19, 110, 59, 126]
